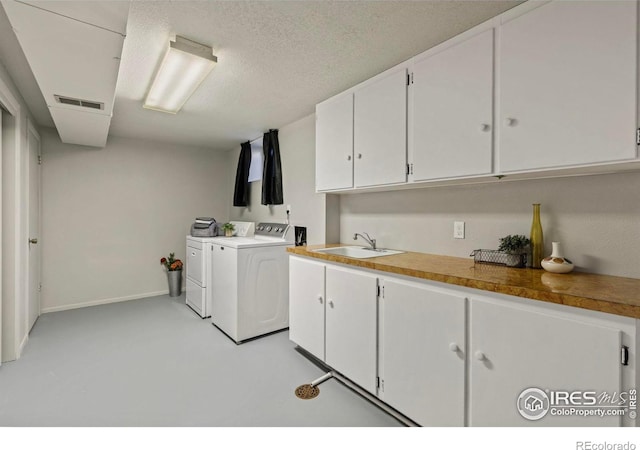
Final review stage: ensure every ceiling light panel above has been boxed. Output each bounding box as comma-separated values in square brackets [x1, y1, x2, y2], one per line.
[143, 36, 217, 114]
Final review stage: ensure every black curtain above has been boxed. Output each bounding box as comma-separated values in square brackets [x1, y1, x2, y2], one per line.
[261, 129, 283, 205]
[233, 141, 252, 207]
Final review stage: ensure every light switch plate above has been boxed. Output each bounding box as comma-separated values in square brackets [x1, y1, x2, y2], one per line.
[454, 221, 465, 239]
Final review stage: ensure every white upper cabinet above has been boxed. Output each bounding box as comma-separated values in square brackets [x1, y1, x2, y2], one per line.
[354, 68, 408, 188]
[314, 0, 640, 193]
[411, 29, 494, 181]
[498, 1, 638, 172]
[315, 93, 354, 191]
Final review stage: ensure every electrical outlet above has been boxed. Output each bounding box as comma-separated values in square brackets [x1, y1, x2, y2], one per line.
[454, 221, 465, 239]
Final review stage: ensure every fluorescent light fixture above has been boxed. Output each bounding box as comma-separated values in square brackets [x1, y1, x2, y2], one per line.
[143, 36, 217, 114]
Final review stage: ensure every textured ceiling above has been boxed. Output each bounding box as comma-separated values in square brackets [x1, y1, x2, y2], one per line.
[0, 2, 53, 127]
[1, 1, 522, 151]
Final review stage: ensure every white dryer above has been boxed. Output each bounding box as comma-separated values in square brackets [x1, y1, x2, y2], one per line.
[210, 222, 294, 343]
[185, 236, 217, 318]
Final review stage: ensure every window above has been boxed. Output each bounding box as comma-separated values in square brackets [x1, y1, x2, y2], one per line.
[248, 139, 263, 182]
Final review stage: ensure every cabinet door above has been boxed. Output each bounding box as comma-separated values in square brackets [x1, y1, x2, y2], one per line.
[354, 68, 407, 188]
[325, 265, 378, 394]
[289, 257, 326, 361]
[470, 298, 622, 426]
[499, 1, 637, 172]
[211, 244, 238, 339]
[381, 279, 466, 426]
[412, 30, 493, 181]
[316, 93, 354, 191]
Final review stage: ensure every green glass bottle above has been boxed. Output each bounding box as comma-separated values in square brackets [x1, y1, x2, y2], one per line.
[530, 203, 544, 269]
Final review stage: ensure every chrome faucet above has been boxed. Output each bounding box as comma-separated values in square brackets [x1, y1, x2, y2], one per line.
[353, 232, 377, 250]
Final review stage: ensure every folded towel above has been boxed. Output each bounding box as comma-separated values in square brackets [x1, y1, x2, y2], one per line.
[193, 223, 211, 229]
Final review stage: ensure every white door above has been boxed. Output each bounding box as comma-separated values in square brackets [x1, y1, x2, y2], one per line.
[27, 124, 41, 332]
[499, 1, 637, 172]
[289, 257, 325, 361]
[315, 93, 353, 191]
[380, 278, 466, 426]
[325, 265, 378, 394]
[412, 29, 493, 181]
[469, 298, 622, 426]
[354, 68, 407, 188]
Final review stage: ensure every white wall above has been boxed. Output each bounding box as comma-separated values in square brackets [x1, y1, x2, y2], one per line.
[40, 130, 229, 312]
[227, 114, 339, 244]
[339, 171, 640, 278]
[0, 59, 33, 362]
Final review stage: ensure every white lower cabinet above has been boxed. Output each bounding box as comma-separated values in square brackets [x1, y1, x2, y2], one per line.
[289, 257, 326, 361]
[469, 297, 625, 426]
[379, 278, 466, 426]
[289, 256, 636, 427]
[325, 265, 378, 395]
[289, 257, 378, 394]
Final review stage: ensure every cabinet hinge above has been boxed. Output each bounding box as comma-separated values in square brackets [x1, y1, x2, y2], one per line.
[406, 163, 414, 175]
[38, 155, 42, 165]
[621, 345, 629, 366]
[38, 282, 42, 292]
[377, 285, 381, 297]
[636, 129, 640, 145]
[376, 377, 384, 392]
[406, 72, 414, 86]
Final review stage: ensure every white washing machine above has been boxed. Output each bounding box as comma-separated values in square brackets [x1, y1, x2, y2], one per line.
[210, 222, 294, 343]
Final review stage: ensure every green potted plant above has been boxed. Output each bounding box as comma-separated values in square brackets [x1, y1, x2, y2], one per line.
[222, 222, 235, 237]
[498, 235, 530, 267]
[160, 252, 183, 297]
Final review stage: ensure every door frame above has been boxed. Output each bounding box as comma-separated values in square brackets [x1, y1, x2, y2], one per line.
[0, 74, 24, 363]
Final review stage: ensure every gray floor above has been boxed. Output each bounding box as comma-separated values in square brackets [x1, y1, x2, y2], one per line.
[0, 294, 401, 427]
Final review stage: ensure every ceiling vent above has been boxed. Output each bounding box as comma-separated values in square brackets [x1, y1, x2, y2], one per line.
[54, 95, 104, 111]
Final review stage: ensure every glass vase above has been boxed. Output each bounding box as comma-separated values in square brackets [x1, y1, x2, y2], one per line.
[530, 203, 544, 269]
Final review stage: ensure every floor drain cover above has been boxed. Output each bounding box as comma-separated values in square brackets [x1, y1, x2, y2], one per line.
[295, 384, 320, 400]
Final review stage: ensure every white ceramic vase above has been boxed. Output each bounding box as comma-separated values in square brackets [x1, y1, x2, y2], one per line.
[541, 242, 574, 274]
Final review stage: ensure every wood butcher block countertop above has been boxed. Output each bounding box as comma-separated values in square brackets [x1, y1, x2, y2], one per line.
[287, 244, 640, 320]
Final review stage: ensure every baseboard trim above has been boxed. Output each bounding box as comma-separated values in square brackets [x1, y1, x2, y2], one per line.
[41, 290, 171, 314]
[17, 333, 29, 359]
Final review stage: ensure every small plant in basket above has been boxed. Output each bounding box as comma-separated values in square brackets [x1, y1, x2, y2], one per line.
[498, 235, 530, 267]
[222, 222, 235, 237]
[498, 235, 530, 254]
[160, 252, 183, 271]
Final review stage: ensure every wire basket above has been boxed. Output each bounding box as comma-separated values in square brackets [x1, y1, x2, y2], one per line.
[470, 249, 527, 268]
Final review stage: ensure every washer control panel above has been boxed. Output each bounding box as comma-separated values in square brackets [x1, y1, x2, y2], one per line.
[255, 222, 290, 239]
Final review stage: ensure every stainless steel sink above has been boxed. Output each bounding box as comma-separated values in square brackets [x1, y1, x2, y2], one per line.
[314, 246, 405, 259]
